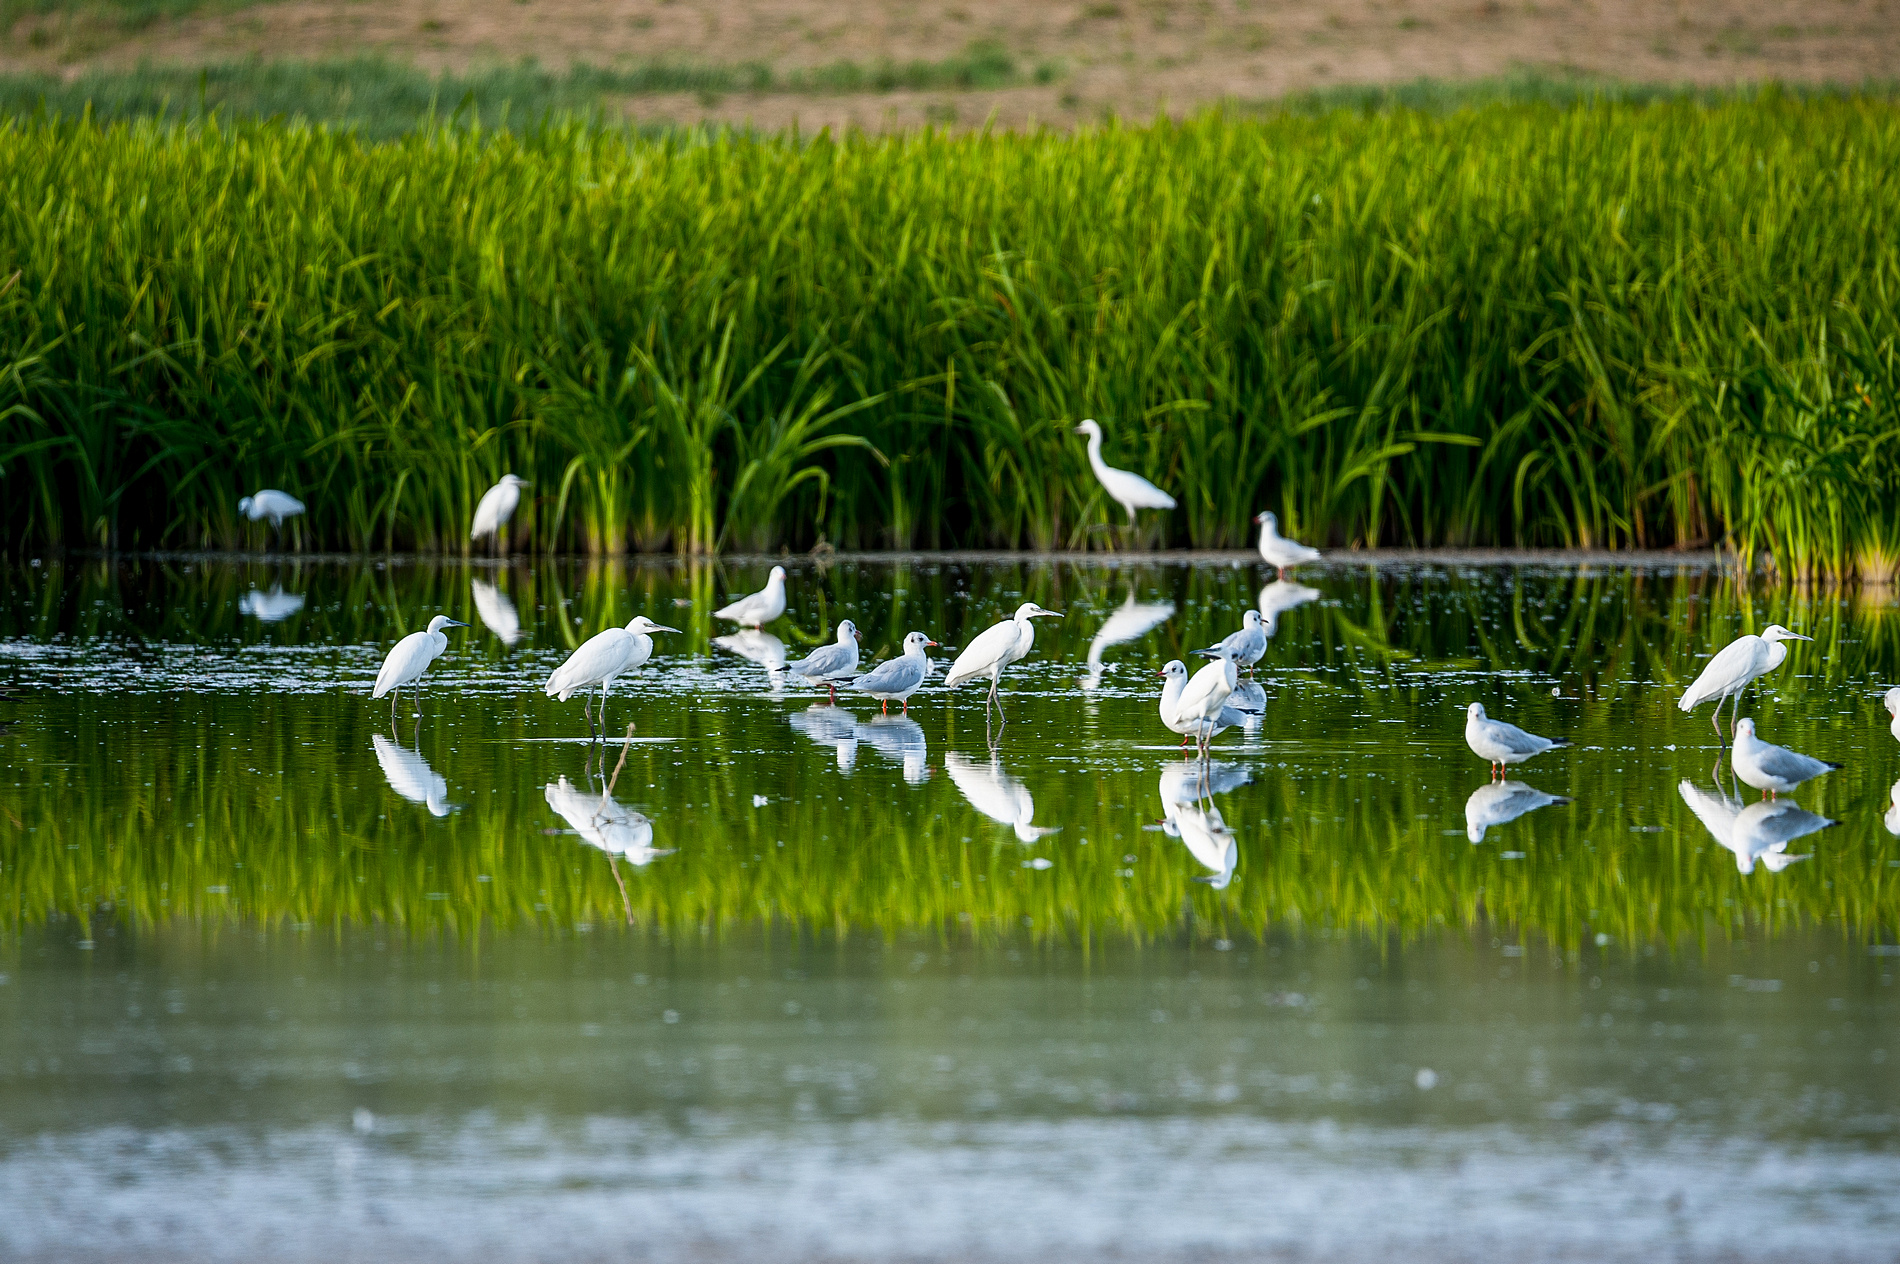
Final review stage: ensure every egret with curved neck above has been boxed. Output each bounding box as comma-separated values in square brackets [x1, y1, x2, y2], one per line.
[1073, 419, 1176, 537]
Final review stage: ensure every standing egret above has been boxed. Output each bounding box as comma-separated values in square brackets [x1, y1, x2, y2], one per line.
[238, 489, 306, 528]
[1174, 646, 1240, 759]
[470, 474, 530, 551]
[786, 620, 861, 703]
[847, 632, 938, 714]
[1677, 625, 1812, 740]
[714, 566, 789, 628]
[1157, 660, 1259, 752]
[1884, 687, 1900, 742]
[1254, 511, 1322, 579]
[371, 615, 467, 724]
[1199, 610, 1267, 680]
[1074, 419, 1176, 533]
[1464, 703, 1566, 778]
[942, 602, 1063, 722]
[1730, 718, 1841, 800]
[544, 616, 679, 735]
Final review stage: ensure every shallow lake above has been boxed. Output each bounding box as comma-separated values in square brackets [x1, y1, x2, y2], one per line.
[1, 554, 1896, 1262]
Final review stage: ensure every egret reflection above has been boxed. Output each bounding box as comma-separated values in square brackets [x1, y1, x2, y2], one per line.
[470, 578, 526, 646]
[789, 703, 859, 772]
[856, 715, 929, 784]
[544, 775, 672, 867]
[238, 585, 304, 622]
[944, 751, 1059, 841]
[1258, 578, 1321, 635]
[1678, 777, 1834, 873]
[372, 732, 452, 817]
[1463, 780, 1569, 844]
[1080, 589, 1174, 690]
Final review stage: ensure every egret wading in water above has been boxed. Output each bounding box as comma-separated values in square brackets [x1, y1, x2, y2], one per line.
[1200, 610, 1267, 680]
[544, 616, 679, 736]
[1730, 718, 1842, 800]
[1254, 511, 1321, 579]
[1677, 625, 1812, 740]
[943, 602, 1063, 723]
[1173, 646, 1241, 760]
[847, 632, 938, 714]
[1157, 659, 1259, 753]
[1464, 703, 1566, 778]
[371, 615, 467, 725]
[786, 620, 862, 704]
[714, 566, 789, 628]
[1074, 419, 1175, 538]
[470, 474, 530, 552]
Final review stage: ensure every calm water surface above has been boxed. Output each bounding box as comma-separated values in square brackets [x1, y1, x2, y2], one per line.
[1, 555, 1896, 1262]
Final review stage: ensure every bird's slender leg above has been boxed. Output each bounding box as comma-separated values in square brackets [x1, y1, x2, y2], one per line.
[1709, 695, 1725, 741]
[390, 685, 399, 727]
[880, 699, 889, 715]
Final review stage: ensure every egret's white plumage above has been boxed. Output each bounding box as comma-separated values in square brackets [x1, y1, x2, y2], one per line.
[1464, 703, 1566, 776]
[1679, 778, 1832, 874]
[372, 733, 452, 817]
[1080, 590, 1174, 689]
[470, 474, 530, 543]
[371, 615, 466, 718]
[238, 585, 304, 622]
[1730, 718, 1841, 798]
[1463, 781, 1569, 845]
[545, 776, 672, 867]
[1201, 610, 1267, 678]
[237, 489, 305, 527]
[470, 578, 525, 646]
[544, 616, 678, 731]
[944, 752, 1059, 842]
[856, 716, 929, 785]
[1677, 624, 1811, 738]
[1254, 511, 1321, 578]
[1173, 647, 1240, 757]
[786, 620, 862, 703]
[1157, 659, 1259, 750]
[714, 565, 789, 628]
[847, 632, 937, 713]
[1074, 419, 1176, 527]
[942, 602, 1062, 719]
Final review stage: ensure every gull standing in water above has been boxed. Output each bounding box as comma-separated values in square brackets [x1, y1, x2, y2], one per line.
[470, 474, 530, 551]
[1254, 511, 1321, 579]
[1730, 718, 1841, 800]
[943, 602, 1063, 722]
[787, 620, 861, 703]
[1464, 703, 1565, 778]
[715, 565, 789, 628]
[544, 616, 679, 735]
[847, 632, 937, 714]
[1157, 660, 1258, 752]
[1074, 419, 1176, 533]
[1677, 624, 1812, 740]
[372, 733, 453, 817]
[371, 615, 467, 724]
[1463, 781, 1570, 844]
[1174, 647, 1240, 759]
[1200, 610, 1267, 680]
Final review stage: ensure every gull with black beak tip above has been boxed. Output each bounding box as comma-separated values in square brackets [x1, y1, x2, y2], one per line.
[943, 602, 1063, 722]
[787, 620, 862, 704]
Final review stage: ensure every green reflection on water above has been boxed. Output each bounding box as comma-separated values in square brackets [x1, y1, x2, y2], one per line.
[2, 556, 1898, 950]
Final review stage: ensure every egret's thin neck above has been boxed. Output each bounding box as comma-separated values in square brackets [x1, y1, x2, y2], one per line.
[1084, 430, 1109, 477]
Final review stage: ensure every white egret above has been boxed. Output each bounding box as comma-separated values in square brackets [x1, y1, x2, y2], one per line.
[1258, 578, 1321, 635]
[371, 615, 466, 723]
[1463, 781, 1569, 845]
[238, 585, 304, 622]
[470, 474, 530, 549]
[789, 703, 860, 772]
[786, 620, 862, 703]
[944, 752, 1059, 842]
[1884, 687, 1900, 742]
[1677, 624, 1812, 739]
[1730, 718, 1841, 800]
[1174, 647, 1240, 758]
[1464, 703, 1566, 778]
[470, 578, 525, 646]
[372, 733, 452, 817]
[1074, 419, 1176, 530]
[1254, 511, 1321, 579]
[237, 489, 305, 528]
[714, 565, 789, 628]
[1080, 589, 1174, 690]
[847, 632, 937, 714]
[544, 616, 678, 735]
[1200, 610, 1267, 680]
[1679, 778, 1831, 874]
[942, 602, 1063, 721]
[856, 715, 929, 785]
[1157, 659, 1259, 752]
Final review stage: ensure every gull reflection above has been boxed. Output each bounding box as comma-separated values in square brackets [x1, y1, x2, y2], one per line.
[470, 578, 526, 646]
[1258, 579, 1320, 637]
[1157, 759, 1247, 888]
[238, 584, 304, 623]
[1080, 589, 1174, 690]
[856, 715, 929, 784]
[544, 775, 673, 867]
[945, 751, 1059, 841]
[714, 629, 789, 671]
[790, 703, 858, 772]
[372, 732, 452, 817]
[1463, 781, 1571, 844]
[1228, 679, 1267, 728]
[1678, 777, 1834, 873]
